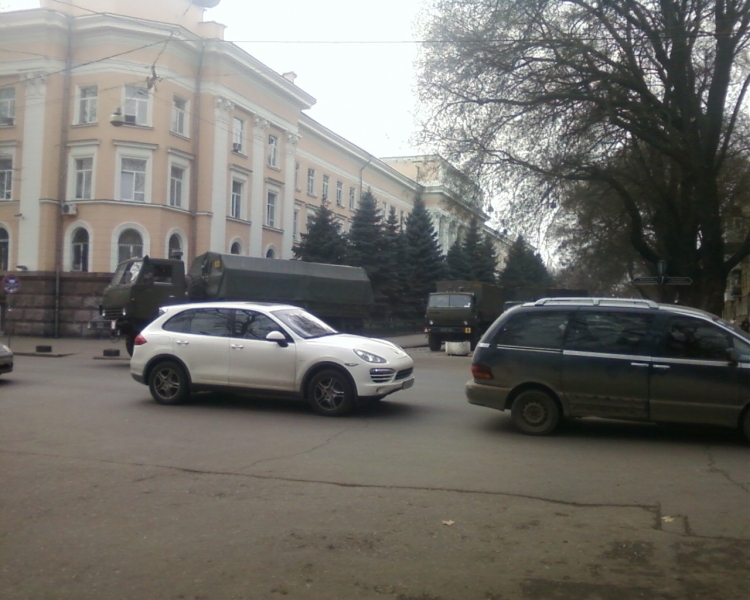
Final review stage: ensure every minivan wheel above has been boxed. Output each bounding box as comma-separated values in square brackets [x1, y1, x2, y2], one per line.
[511, 390, 561, 436]
[148, 361, 189, 405]
[308, 369, 356, 416]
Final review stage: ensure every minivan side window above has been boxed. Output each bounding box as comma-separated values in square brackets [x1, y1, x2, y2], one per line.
[565, 311, 653, 355]
[657, 316, 732, 361]
[491, 311, 570, 349]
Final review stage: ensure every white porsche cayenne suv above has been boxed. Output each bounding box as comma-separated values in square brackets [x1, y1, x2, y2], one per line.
[130, 302, 415, 416]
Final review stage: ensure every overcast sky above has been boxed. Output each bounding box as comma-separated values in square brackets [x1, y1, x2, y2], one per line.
[2, 0, 429, 158]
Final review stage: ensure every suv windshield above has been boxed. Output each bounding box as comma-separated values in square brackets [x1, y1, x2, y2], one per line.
[272, 308, 338, 339]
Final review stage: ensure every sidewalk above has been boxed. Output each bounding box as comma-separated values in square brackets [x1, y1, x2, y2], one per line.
[4, 331, 428, 358]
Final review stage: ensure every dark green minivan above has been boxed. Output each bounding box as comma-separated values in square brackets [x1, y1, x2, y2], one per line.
[465, 298, 750, 441]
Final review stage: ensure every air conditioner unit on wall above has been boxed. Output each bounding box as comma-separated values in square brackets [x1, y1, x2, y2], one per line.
[61, 203, 77, 215]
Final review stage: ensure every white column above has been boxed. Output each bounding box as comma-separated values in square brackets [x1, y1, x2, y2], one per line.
[249, 117, 269, 257]
[17, 72, 47, 271]
[281, 133, 299, 258]
[209, 97, 233, 252]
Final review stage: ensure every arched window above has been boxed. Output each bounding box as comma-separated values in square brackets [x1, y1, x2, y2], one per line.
[168, 234, 182, 259]
[71, 228, 89, 272]
[118, 229, 143, 264]
[265, 247, 276, 259]
[230, 242, 241, 255]
[0, 229, 8, 271]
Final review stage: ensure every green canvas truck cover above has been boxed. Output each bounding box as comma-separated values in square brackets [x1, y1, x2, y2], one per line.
[188, 253, 374, 317]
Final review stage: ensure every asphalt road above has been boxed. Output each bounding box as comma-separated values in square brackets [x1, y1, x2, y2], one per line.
[1, 342, 748, 600]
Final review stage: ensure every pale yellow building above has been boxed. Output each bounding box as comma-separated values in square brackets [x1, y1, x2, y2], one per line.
[0, 0, 508, 334]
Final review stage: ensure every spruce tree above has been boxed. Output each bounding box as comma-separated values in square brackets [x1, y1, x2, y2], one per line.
[461, 218, 483, 280]
[403, 194, 445, 318]
[380, 207, 410, 318]
[446, 238, 471, 280]
[498, 236, 553, 288]
[293, 202, 347, 264]
[476, 232, 499, 284]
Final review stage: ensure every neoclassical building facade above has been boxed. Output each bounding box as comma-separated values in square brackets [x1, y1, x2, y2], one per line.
[0, 0, 507, 330]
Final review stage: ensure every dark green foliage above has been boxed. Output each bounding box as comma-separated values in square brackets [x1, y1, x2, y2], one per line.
[403, 194, 445, 317]
[347, 192, 388, 316]
[446, 238, 471, 280]
[380, 207, 411, 318]
[293, 203, 347, 265]
[499, 236, 553, 288]
[476, 232, 499, 284]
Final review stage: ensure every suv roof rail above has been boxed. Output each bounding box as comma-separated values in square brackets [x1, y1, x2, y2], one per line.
[533, 297, 660, 309]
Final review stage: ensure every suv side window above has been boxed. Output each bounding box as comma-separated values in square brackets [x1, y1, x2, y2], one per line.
[491, 311, 569, 349]
[163, 308, 231, 337]
[233, 310, 283, 340]
[565, 311, 653, 355]
[657, 316, 732, 361]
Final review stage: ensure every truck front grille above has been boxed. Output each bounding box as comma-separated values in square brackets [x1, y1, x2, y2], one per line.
[102, 308, 123, 320]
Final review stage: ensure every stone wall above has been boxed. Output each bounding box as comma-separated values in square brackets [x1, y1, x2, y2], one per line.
[0, 272, 112, 338]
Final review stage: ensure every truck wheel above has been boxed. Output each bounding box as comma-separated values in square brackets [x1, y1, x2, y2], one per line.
[428, 334, 441, 352]
[125, 335, 135, 357]
[148, 361, 190, 405]
[470, 334, 481, 351]
[308, 369, 355, 416]
[742, 407, 750, 443]
[511, 389, 561, 436]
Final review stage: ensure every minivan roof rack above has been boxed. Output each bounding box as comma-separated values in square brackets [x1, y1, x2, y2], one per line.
[533, 297, 659, 309]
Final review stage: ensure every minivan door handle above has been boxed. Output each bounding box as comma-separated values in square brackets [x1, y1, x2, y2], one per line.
[653, 364, 670, 370]
[630, 362, 649, 368]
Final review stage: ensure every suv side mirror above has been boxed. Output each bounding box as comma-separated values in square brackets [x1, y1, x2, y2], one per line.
[266, 330, 288, 347]
[726, 347, 740, 366]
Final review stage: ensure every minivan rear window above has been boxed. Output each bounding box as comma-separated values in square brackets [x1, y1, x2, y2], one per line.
[491, 311, 569, 349]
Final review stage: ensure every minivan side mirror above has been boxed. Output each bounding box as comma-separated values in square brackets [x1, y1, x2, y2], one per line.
[726, 347, 740, 366]
[266, 330, 288, 347]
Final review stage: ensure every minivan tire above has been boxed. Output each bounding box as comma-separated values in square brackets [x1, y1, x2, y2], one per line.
[511, 389, 561, 436]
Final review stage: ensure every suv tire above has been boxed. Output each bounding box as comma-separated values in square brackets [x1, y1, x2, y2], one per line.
[308, 369, 356, 416]
[511, 389, 561, 436]
[149, 360, 190, 405]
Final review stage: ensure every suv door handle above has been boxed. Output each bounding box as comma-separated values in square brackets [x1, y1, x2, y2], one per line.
[630, 362, 649, 368]
[175, 340, 189, 346]
[231, 344, 244, 350]
[653, 364, 670, 370]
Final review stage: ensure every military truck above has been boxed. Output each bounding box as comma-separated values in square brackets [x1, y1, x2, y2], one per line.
[425, 281, 587, 351]
[100, 252, 375, 355]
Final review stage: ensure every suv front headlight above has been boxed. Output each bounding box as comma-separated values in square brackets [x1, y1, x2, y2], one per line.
[353, 348, 386, 363]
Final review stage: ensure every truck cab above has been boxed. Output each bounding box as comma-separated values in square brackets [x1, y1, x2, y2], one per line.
[100, 256, 187, 353]
[425, 290, 481, 351]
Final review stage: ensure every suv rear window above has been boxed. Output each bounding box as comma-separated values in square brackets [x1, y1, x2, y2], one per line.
[491, 311, 569, 349]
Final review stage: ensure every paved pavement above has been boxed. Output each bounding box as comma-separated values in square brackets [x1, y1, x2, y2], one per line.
[4, 331, 429, 358]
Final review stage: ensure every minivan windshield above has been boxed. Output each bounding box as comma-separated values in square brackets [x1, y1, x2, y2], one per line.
[271, 308, 338, 339]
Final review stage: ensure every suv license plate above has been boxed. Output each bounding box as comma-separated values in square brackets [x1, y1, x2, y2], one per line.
[402, 379, 414, 390]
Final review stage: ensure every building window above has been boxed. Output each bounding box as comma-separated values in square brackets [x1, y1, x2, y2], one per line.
[169, 166, 185, 207]
[268, 134, 278, 167]
[168, 234, 182, 259]
[78, 86, 98, 124]
[266, 190, 278, 227]
[120, 158, 147, 202]
[0, 158, 13, 200]
[231, 179, 243, 219]
[118, 229, 143, 264]
[293, 208, 300, 241]
[307, 168, 315, 195]
[232, 118, 245, 153]
[295, 162, 300, 189]
[0, 88, 15, 126]
[266, 247, 276, 259]
[123, 85, 149, 126]
[74, 157, 93, 200]
[171, 96, 187, 136]
[230, 241, 241, 255]
[71, 228, 89, 272]
[336, 181, 343, 206]
[0, 228, 8, 270]
[349, 187, 356, 210]
[322, 175, 329, 201]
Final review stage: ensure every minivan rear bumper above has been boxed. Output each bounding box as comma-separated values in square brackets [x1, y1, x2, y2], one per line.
[465, 379, 509, 411]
